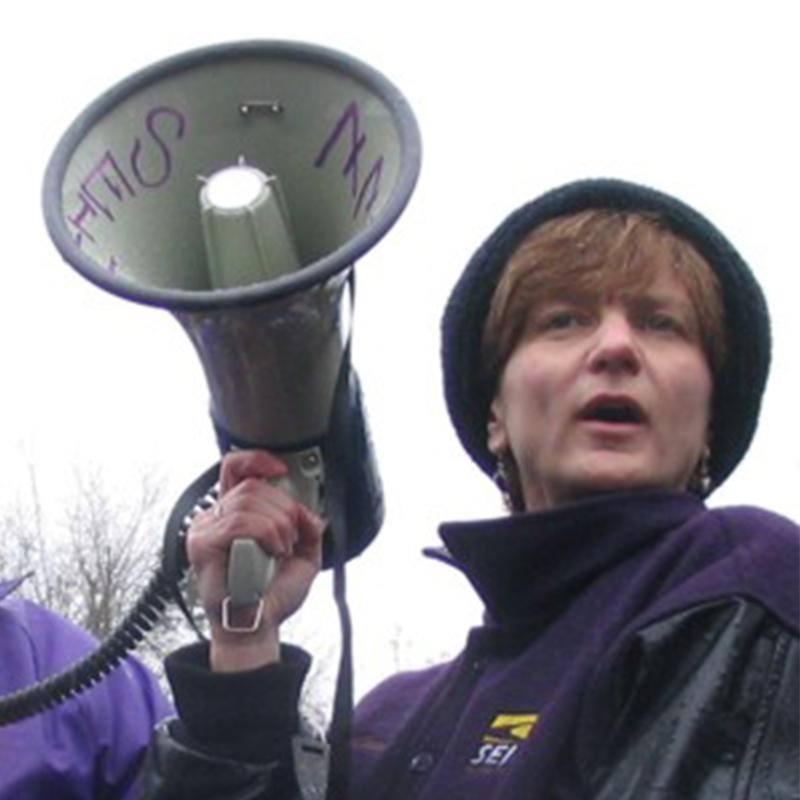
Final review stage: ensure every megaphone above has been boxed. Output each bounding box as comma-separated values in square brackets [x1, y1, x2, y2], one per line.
[42, 40, 422, 581]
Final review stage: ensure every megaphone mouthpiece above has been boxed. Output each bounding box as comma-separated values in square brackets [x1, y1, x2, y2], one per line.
[200, 164, 300, 288]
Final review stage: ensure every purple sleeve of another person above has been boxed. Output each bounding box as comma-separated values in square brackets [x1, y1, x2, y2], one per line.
[0, 591, 172, 799]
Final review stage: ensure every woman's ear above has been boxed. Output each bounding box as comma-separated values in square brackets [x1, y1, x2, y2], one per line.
[487, 398, 508, 457]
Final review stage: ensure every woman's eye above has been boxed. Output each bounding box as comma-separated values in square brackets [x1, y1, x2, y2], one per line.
[646, 313, 682, 333]
[542, 311, 587, 330]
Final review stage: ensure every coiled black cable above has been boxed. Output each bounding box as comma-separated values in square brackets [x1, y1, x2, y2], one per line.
[0, 463, 219, 727]
[0, 569, 174, 725]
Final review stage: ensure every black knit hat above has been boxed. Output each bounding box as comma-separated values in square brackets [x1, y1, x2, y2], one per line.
[441, 178, 771, 495]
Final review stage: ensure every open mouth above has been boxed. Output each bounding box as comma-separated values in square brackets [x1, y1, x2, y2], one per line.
[579, 396, 646, 425]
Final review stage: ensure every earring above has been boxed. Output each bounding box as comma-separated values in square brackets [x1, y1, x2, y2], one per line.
[692, 445, 712, 496]
[492, 457, 515, 512]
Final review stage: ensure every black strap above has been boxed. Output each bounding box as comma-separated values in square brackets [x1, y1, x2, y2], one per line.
[325, 486, 353, 800]
[323, 270, 358, 800]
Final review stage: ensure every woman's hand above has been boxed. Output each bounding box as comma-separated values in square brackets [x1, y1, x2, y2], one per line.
[187, 449, 325, 672]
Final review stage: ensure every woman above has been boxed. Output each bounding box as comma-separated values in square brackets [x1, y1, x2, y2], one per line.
[141, 179, 799, 799]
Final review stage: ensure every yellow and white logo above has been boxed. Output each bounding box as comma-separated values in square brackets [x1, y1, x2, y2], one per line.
[468, 713, 539, 768]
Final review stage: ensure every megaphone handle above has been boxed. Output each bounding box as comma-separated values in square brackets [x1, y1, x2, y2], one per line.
[222, 473, 289, 634]
[222, 467, 319, 634]
[223, 539, 277, 633]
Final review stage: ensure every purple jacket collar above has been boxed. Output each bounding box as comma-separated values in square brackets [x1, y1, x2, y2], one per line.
[433, 491, 705, 629]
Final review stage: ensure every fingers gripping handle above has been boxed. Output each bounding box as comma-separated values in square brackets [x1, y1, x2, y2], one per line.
[223, 448, 324, 633]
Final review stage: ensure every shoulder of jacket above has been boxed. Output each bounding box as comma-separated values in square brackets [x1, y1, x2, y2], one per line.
[704, 503, 799, 541]
[0, 595, 97, 654]
[355, 660, 452, 724]
[581, 598, 799, 800]
[702, 506, 799, 630]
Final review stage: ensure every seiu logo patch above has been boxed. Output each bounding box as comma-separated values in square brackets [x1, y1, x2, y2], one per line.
[468, 713, 539, 768]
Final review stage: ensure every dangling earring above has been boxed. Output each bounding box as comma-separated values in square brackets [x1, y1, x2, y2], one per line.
[493, 457, 515, 512]
[692, 445, 712, 496]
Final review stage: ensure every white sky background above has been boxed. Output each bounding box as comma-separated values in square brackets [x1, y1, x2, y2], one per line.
[1, 2, 797, 701]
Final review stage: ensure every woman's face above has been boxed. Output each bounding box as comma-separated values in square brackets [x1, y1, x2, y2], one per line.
[487, 269, 713, 511]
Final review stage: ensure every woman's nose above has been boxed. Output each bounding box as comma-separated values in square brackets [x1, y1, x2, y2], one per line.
[587, 311, 641, 375]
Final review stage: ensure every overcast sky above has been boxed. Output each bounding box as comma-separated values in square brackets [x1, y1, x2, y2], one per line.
[1, 1, 797, 699]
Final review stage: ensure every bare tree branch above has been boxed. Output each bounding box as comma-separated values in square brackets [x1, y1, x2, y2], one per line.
[0, 463, 194, 693]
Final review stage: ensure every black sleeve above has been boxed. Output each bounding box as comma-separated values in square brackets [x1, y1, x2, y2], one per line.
[584, 599, 799, 800]
[137, 641, 312, 800]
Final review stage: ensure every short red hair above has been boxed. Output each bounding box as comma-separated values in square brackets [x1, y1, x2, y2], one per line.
[481, 209, 727, 393]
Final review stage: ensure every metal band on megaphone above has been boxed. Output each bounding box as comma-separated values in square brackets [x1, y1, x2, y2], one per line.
[208, 314, 385, 567]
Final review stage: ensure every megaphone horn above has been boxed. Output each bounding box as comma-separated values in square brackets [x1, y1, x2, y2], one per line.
[43, 40, 422, 566]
